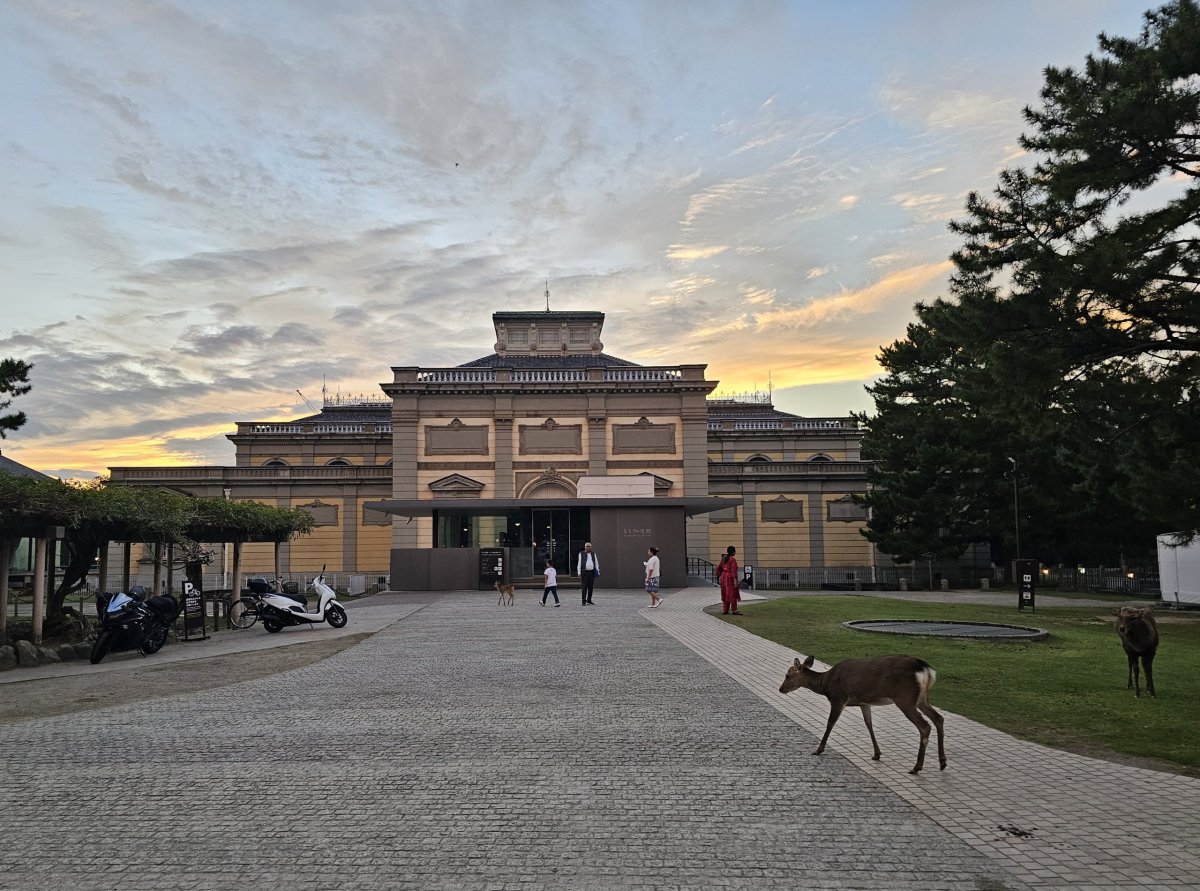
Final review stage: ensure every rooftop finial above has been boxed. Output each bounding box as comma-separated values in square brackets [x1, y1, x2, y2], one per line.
[545, 279, 550, 312]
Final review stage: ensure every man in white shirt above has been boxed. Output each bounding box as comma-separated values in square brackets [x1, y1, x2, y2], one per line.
[577, 542, 600, 605]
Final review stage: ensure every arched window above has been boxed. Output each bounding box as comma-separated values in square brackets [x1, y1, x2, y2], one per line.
[808, 454, 834, 463]
[326, 458, 351, 466]
[264, 458, 289, 467]
[746, 454, 772, 464]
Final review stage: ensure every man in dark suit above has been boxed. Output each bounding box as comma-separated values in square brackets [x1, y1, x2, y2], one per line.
[577, 542, 600, 605]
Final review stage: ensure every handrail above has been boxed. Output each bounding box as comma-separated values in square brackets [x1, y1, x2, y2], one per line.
[687, 556, 718, 585]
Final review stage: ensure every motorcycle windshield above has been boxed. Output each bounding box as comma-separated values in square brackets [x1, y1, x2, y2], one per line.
[106, 592, 133, 613]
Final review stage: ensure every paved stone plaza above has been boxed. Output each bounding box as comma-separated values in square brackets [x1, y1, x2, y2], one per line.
[1, 588, 1197, 890]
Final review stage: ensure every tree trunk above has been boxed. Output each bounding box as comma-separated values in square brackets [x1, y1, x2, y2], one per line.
[0, 537, 11, 639]
[47, 531, 103, 634]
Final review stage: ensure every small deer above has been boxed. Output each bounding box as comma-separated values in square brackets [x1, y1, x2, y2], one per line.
[1114, 607, 1158, 698]
[779, 654, 947, 774]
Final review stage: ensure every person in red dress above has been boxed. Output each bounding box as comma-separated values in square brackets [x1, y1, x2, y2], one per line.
[718, 546, 741, 615]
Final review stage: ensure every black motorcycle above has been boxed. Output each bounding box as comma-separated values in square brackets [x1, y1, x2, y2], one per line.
[90, 587, 180, 665]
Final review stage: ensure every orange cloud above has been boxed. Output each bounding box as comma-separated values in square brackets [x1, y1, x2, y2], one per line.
[754, 260, 952, 330]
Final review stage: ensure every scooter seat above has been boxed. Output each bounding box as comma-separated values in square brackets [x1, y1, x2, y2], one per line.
[282, 592, 308, 607]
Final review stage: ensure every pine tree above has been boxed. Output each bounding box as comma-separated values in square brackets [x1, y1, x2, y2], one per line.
[862, 0, 1200, 561]
[0, 357, 32, 437]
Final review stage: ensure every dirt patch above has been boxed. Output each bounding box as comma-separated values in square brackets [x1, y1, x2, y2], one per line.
[0, 633, 370, 725]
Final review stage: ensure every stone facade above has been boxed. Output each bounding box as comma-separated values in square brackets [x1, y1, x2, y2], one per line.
[108, 309, 878, 587]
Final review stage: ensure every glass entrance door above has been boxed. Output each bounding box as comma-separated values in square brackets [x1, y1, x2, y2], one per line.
[532, 508, 570, 578]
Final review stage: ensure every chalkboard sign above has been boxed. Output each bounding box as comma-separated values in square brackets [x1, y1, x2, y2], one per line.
[181, 580, 208, 640]
[480, 548, 505, 584]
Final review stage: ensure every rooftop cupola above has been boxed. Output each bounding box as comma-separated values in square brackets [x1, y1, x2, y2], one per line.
[492, 310, 605, 357]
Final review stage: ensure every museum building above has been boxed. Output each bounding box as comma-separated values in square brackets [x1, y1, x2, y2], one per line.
[108, 309, 879, 590]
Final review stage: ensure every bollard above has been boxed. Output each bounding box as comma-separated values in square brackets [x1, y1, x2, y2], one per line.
[899, 578, 908, 592]
[854, 580, 862, 591]
[940, 579, 949, 591]
[981, 578, 990, 591]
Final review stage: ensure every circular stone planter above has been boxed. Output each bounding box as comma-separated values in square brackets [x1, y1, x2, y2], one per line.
[842, 619, 1048, 641]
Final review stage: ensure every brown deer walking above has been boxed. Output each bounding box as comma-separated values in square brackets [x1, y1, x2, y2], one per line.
[1114, 607, 1158, 698]
[778, 654, 947, 774]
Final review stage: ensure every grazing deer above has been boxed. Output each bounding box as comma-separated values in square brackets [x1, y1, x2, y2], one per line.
[778, 654, 947, 775]
[1114, 607, 1158, 698]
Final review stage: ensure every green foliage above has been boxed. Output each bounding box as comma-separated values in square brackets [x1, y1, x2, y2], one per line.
[0, 475, 314, 628]
[862, 1, 1200, 563]
[731, 596, 1200, 775]
[0, 357, 32, 438]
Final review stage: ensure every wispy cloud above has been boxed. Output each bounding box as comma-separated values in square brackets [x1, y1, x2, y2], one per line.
[0, 0, 1149, 468]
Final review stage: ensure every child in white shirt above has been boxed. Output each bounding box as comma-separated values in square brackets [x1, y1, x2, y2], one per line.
[541, 561, 560, 606]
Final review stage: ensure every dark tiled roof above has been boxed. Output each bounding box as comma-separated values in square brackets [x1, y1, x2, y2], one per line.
[493, 311, 605, 320]
[0, 452, 51, 479]
[705, 400, 804, 421]
[458, 352, 639, 368]
[290, 406, 390, 424]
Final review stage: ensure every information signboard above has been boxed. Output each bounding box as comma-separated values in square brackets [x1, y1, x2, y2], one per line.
[480, 548, 505, 585]
[181, 580, 208, 640]
[1015, 559, 1037, 612]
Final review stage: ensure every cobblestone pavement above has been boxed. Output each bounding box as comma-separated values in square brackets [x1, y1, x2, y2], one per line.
[0, 590, 1022, 891]
[647, 589, 1200, 890]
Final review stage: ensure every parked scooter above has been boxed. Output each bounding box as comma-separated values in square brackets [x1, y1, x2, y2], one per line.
[251, 569, 348, 633]
[90, 587, 180, 664]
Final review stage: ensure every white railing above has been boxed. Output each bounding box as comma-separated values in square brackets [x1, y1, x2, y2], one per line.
[708, 461, 872, 476]
[416, 370, 497, 383]
[604, 368, 682, 381]
[707, 418, 854, 431]
[512, 370, 588, 382]
[323, 394, 390, 408]
[248, 422, 391, 435]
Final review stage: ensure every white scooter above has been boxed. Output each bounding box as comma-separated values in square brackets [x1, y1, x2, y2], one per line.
[254, 569, 348, 633]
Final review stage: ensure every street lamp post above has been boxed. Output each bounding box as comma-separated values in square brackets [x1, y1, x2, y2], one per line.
[1006, 457, 1020, 560]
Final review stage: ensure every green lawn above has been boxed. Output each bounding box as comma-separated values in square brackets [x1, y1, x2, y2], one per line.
[721, 596, 1200, 776]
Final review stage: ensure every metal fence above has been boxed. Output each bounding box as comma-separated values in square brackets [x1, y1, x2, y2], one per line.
[713, 563, 1161, 595]
[1037, 565, 1159, 596]
[69, 568, 391, 599]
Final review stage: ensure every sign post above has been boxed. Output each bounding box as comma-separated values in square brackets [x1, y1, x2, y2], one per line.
[1015, 558, 1037, 613]
[479, 548, 505, 589]
[181, 580, 209, 641]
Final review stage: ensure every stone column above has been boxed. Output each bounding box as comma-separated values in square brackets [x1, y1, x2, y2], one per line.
[391, 402, 420, 549]
[587, 416, 607, 477]
[31, 537, 46, 645]
[807, 489, 825, 568]
[741, 482, 759, 570]
[682, 390, 712, 562]
[495, 418, 514, 497]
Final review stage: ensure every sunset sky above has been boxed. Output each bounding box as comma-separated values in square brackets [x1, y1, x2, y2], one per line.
[0, 0, 1150, 478]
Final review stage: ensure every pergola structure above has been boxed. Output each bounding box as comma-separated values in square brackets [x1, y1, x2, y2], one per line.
[1, 518, 293, 645]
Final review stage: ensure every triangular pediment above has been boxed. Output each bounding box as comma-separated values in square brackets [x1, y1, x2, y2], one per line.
[429, 473, 486, 493]
[638, 472, 674, 492]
